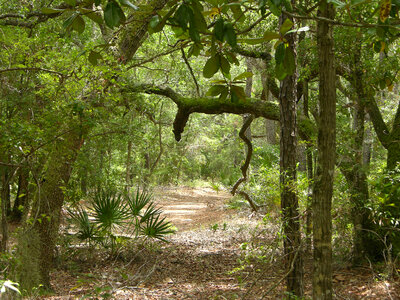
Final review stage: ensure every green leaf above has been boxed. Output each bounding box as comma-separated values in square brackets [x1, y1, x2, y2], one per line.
[148, 6, 177, 33]
[192, 6, 208, 33]
[233, 72, 253, 81]
[373, 41, 382, 53]
[376, 26, 385, 39]
[220, 55, 230, 74]
[219, 87, 229, 101]
[72, 15, 85, 34]
[41, 7, 65, 14]
[283, 47, 295, 75]
[264, 31, 281, 41]
[214, 18, 225, 41]
[149, 15, 160, 28]
[203, 54, 220, 78]
[223, 22, 237, 47]
[230, 4, 245, 23]
[63, 13, 77, 30]
[189, 25, 200, 42]
[350, 0, 368, 6]
[80, 9, 104, 24]
[104, 0, 125, 29]
[275, 62, 287, 80]
[3, 280, 21, 295]
[286, 26, 309, 34]
[231, 85, 246, 100]
[119, 0, 138, 10]
[226, 52, 239, 65]
[282, 0, 293, 11]
[206, 85, 227, 96]
[64, 0, 76, 5]
[175, 3, 192, 31]
[231, 90, 240, 103]
[280, 18, 294, 35]
[268, 0, 281, 16]
[88, 50, 102, 66]
[275, 43, 285, 65]
[187, 43, 203, 57]
[327, 0, 346, 7]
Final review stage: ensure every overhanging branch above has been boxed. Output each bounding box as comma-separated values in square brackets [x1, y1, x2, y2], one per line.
[124, 84, 280, 141]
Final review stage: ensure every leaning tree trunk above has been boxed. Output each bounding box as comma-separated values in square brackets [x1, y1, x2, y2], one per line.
[279, 12, 304, 297]
[313, 1, 336, 299]
[16, 127, 85, 290]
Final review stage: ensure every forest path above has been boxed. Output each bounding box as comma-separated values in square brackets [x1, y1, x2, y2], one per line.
[154, 186, 233, 231]
[48, 187, 400, 299]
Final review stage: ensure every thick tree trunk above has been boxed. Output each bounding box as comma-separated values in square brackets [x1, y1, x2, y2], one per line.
[313, 1, 336, 298]
[386, 142, 400, 170]
[279, 14, 303, 297]
[17, 127, 84, 290]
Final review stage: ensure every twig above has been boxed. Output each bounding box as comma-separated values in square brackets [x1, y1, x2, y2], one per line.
[180, 48, 200, 97]
[0, 67, 65, 77]
[259, 242, 302, 299]
[283, 10, 400, 31]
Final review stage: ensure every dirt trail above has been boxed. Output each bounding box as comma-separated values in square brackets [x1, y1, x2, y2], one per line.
[154, 186, 233, 231]
[47, 187, 400, 299]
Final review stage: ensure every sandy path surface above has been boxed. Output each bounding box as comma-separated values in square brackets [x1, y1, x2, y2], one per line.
[154, 186, 233, 231]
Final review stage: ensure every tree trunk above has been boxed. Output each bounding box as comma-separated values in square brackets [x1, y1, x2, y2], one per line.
[303, 80, 313, 253]
[0, 163, 10, 252]
[349, 48, 381, 262]
[313, 1, 336, 298]
[260, 64, 278, 145]
[279, 13, 304, 298]
[16, 127, 85, 290]
[11, 168, 30, 222]
[126, 139, 133, 193]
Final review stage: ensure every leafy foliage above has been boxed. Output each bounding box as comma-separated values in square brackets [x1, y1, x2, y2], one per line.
[68, 189, 174, 252]
[91, 190, 128, 233]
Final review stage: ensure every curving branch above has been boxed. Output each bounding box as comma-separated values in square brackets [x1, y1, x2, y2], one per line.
[231, 115, 258, 212]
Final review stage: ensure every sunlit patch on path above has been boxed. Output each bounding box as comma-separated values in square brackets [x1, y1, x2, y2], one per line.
[154, 186, 233, 231]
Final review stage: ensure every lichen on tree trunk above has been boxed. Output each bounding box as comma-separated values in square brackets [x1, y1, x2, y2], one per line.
[313, 0, 336, 298]
[16, 127, 85, 290]
[278, 12, 304, 297]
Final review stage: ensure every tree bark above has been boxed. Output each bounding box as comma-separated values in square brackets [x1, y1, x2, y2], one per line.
[11, 168, 30, 222]
[0, 162, 10, 252]
[303, 80, 313, 253]
[279, 13, 304, 298]
[17, 127, 85, 290]
[313, 1, 336, 298]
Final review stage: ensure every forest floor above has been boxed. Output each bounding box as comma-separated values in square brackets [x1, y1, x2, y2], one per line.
[44, 187, 400, 299]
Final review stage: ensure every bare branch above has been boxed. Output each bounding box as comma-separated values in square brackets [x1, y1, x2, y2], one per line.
[181, 48, 201, 97]
[0, 67, 65, 77]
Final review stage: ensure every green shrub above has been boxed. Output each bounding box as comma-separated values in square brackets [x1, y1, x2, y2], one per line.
[67, 189, 174, 254]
